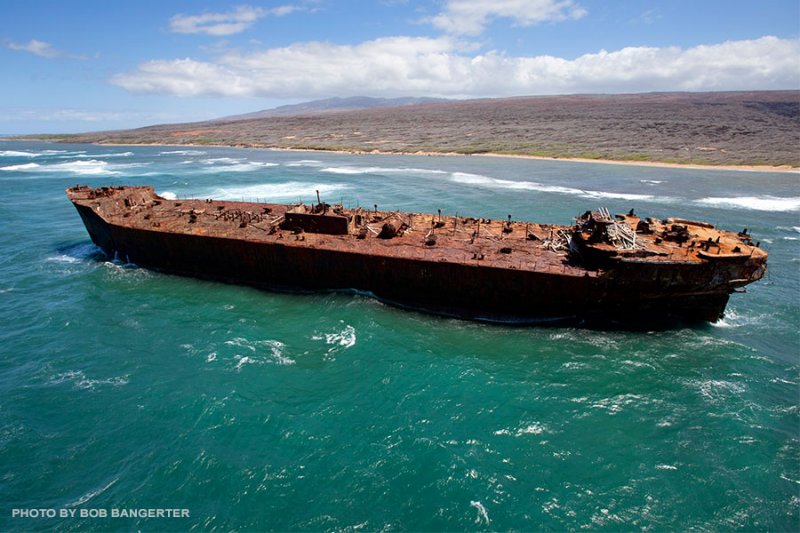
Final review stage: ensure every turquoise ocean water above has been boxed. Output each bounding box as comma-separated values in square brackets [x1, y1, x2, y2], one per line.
[0, 141, 798, 531]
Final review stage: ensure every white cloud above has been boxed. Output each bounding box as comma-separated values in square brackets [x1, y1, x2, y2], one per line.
[7, 39, 64, 59]
[430, 0, 587, 36]
[169, 5, 297, 36]
[111, 36, 800, 99]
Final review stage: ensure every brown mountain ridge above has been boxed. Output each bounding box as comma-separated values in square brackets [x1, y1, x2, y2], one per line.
[27, 91, 800, 168]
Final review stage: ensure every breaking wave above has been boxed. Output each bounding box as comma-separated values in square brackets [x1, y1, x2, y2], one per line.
[776, 226, 800, 233]
[59, 151, 133, 158]
[159, 191, 178, 200]
[286, 159, 324, 167]
[200, 158, 279, 172]
[204, 182, 349, 202]
[695, 196, 800, 212]
[0, 159, 121, 175]
[449, 172, 656, 201]
[159, 150, 206, 155]
[1, 162, 40, 171]
[0, 150, 39, 157]
[321, 165, 448, 176]
[0, 149, 75, 157]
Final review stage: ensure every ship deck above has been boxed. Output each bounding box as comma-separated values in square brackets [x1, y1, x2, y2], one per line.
[67, 186, 765, 278]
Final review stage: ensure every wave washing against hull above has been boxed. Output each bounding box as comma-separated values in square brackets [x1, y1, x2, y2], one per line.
[696, 196, 800, 212]
[46, 243, 104, 265]
[202, 182, 349, 202]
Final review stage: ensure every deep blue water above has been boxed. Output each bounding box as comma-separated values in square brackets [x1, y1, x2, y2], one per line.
[0, 141, 798, 531]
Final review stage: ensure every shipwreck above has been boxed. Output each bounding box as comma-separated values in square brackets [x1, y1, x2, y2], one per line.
[67, 185, 767, 326]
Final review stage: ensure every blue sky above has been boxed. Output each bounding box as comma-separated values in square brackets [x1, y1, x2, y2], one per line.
[2, 0, 798, 134]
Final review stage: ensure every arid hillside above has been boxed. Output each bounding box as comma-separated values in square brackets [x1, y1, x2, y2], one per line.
[32, 91, 800, 167]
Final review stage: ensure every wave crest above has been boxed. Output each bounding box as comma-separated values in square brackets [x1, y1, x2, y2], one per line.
[696, 196, 800, 212]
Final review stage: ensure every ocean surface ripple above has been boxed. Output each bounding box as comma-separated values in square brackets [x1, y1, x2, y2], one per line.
[0, 142, 797, 531]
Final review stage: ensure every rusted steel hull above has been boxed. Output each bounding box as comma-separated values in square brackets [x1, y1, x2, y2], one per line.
[69, 195, 755, 326]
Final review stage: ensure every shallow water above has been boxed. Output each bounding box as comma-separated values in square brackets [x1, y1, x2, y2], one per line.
[0, 142, 798, 531]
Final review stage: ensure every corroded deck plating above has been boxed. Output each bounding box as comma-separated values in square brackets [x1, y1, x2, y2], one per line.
[67, 185, 768, 325]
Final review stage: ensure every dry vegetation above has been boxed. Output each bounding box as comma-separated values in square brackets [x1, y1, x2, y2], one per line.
[30, 91, 800, 167]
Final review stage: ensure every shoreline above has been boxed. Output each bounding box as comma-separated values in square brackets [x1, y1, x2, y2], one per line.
[5, 138, 799, 173]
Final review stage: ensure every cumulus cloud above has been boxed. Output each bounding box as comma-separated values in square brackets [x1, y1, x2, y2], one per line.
[7, 39, 65, 59]
[430, 0, 587, 35]
[111, 36, 800, 99]
[169, 4, 297, 36]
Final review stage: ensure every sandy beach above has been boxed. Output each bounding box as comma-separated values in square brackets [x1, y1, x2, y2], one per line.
[90, 140, 800, 173]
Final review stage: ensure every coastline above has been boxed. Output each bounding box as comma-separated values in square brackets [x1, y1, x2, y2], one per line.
[6, 137, 799, 173]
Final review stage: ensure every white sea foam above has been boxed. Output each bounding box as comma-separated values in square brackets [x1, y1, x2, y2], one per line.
[0, 150, 39, 157]
[227, 337, 294, 367]
[640, 179, 665, 184]
[776, 226, 800, 233]
[321, 165, 447, 176]
[159, 150, 206, 155]
[60, 152, 133, 158]
[0, 162, 40, 171]
[449, 172, 656, 201]
[711, 308, 769, 329]
[46, 243, 101, 264]
[234, 355, 256, 370]
[470, 501, 490, 525]
[494, 421, 547, 437]
[312, 323, 356, 359]
[696, 196, 800, 212]
[65, 478, 119, 507]
[655, 464, 678, 471]
[219, 162, 279, 172]
[286, 159, 324, 167]
[313, 324, 356, 349]
[202, 157, 243, 164]
[198, 157, 279, 172]
[591, 394, 646, 414]
[50, 159, 121, 175]
[48, 370, 129, 390]
[47, 254, 83, 265]
[2, 159, 121, 175]
[159, 191, 178, 200]
[0, 149, 78, 157]
[692, 379, 746, 402]
[205, 182, 349, 202]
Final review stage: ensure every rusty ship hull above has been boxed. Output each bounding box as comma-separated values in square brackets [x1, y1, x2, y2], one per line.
[67, 185, 768, 326]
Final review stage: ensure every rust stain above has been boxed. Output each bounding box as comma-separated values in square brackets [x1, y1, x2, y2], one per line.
[66, 185, 768, 326]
